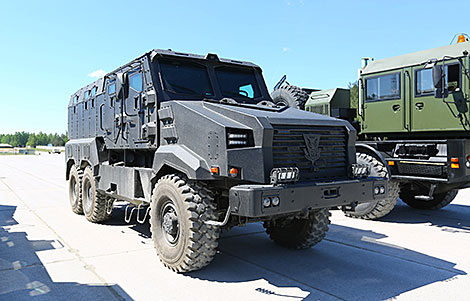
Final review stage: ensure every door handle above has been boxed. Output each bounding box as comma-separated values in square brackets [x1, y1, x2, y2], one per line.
[415, 102, 424, 110]
[392, 104, 400, 112]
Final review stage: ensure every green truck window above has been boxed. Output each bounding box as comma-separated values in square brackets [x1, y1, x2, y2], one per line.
[445, 64, 460, 92]
[416, 68, 434, 96]
[365, 73, 400, 102]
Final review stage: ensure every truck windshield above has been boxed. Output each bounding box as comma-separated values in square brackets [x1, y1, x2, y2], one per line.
[215, 67, 262, 102]
[159, 60, 214, 97]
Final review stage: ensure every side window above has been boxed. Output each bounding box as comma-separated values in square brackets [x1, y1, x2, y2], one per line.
[416, 68, 434, 96]
[365, 73, 400, 102]
[108, 80, 116, 95]
[84, 90, 90, 100]
[73, 95, 78, 105]
[129, 71, 142, 92]
[446, 64, 460, 92]
[90, 87, 97, 97]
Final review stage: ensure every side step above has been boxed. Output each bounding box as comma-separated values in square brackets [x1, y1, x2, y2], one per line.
[414, 184, 436, 201]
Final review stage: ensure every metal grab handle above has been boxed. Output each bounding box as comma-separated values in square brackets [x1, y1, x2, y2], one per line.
[99, 104, 105, 130]
[392, 104, 401, 112]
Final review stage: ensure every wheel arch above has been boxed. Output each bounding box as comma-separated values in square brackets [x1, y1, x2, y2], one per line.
[355, 143, 391, 179]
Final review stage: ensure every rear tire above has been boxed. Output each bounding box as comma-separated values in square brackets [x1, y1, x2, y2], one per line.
[344, 152, 400, 220]
[400, 186, 458, 210]
[270, 85, 309, 110]
[68, 165, 83, 215]
[150, 174, 219, 272]
[82, 167, 112, 223]
[264, 208, 330, 249]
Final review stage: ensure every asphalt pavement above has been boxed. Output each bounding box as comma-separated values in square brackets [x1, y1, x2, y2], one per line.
[0, 154, 469, 300]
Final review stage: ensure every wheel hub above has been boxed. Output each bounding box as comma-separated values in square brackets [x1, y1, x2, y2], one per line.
[161, 203, 179, 244]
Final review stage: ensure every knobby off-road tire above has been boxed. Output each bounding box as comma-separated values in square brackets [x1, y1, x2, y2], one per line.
[270, 85, 309, 110]
[68, 165, 83, 215]
[400, 187, 458, 210]
[264, 208, 331, 249]
[344, 152, 400, 220]
[150, 174, 220, 273]
[82, 167, 113, 223]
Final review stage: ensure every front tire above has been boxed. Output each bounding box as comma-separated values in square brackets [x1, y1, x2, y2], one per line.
[264, 208, 330, 249]
[150, 174, 219, 273]
[68, 165, 83, 215]
[344, 152, 400, 220]
[400, 186, 458, 210]
[82, 167, 112, 223]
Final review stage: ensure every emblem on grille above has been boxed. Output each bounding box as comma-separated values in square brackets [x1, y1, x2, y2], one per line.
[303, 134, 321, 164]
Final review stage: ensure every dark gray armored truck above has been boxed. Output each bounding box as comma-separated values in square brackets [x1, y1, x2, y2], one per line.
[65, 49, 387, 272]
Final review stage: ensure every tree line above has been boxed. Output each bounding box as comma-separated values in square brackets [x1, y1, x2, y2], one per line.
[0, 132, 68, 148]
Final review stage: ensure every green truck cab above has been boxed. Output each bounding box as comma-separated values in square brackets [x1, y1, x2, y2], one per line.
[272, 37, 470, 219]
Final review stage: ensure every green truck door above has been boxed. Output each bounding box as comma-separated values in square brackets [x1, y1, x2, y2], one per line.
[410, 60, 467, 132]
[362, 71, 407, 133]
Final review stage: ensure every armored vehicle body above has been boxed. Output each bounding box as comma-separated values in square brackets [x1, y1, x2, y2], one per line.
[273, 36, 470, 220]
[66, 49, 387, 272]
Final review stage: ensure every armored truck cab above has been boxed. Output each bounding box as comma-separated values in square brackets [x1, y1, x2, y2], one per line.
[66, 49, 387, 272]
[274, 37, 470, 220]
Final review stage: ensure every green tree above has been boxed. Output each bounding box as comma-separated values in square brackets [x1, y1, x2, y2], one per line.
[26, 135, 37, 147]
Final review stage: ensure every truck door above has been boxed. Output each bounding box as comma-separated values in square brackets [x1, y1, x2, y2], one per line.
[362, 71, 408, 133]
[123, 68, 144, 147]
[410, 60, 467, 131]
[102, 77, 117, 147]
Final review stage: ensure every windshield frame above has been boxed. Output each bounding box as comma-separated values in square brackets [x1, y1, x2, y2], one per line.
[153, 56, 270, 103]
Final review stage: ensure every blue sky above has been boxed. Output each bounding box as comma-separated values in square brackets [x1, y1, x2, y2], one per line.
[0, 0, 469, 134]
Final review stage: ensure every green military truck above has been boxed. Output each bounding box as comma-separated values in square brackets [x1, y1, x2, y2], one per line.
[272, 37, 470, 219]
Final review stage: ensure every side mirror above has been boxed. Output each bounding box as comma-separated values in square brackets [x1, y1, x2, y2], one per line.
[432, 65, 449, 99]
[432, 65, 443, 88]
[116, 72, 129, 99]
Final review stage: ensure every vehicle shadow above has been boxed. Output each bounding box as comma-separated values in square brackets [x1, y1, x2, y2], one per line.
[379, 200, 470, 233]
[188, 223, 466, 300]
[0, 205, 132, 300]
[103, 205, 467, 300]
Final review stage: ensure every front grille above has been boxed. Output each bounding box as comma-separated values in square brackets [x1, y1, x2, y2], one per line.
[272, 125, 348, 182]
[397, 162, 446, 177]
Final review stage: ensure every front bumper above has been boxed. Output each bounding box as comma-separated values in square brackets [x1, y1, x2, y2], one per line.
[228, 177, 387, 218]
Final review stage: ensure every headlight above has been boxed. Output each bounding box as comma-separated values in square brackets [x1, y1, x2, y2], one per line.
[226, 128, 254, 149]
[263, 197, 271, 207]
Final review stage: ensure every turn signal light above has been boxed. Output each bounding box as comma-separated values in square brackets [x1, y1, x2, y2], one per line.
[451, 163, 460, 169]
[388, 161, 395, 166]
[229, 168, 239, 177]
[451, 157, 459, 163]
[210, 166, 219, 175]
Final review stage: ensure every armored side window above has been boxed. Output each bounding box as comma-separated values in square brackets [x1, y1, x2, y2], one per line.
[445, 64, 460, 92]
[84, 90, 90, 100]
[73, 95, 78, 105]
[108, 80, 116, 95]
[416, 68, 434, 96]
[365, 73, 400, 102]
[91, 87, 97, 97]
[129, 71, 142, 92]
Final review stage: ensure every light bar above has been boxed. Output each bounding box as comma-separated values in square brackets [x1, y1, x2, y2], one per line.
[270, 167, 299, 184]
[352, 163, 370, 177]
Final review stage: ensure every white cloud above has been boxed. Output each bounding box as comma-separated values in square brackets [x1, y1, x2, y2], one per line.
[88, 69, 107, 78]
[282, 47, 291, 53]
